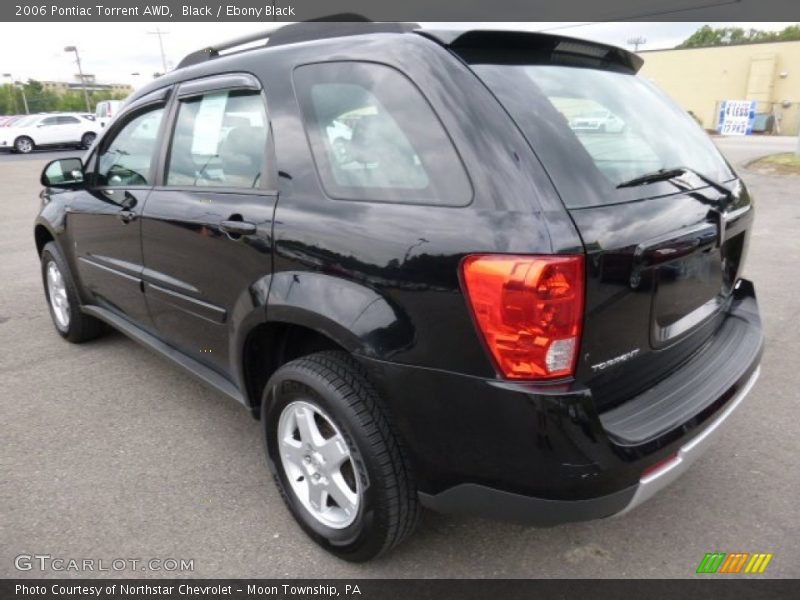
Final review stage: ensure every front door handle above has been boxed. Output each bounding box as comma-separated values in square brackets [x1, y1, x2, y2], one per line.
[220, 219, 257, 237]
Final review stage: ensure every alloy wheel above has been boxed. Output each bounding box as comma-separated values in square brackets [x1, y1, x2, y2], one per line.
[277, 400, 360, 529]
[16, 138, 32, 153]
[46, 261, 70, 329]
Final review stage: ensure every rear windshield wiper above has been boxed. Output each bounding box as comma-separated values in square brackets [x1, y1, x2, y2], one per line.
[616, 167, 731, 195]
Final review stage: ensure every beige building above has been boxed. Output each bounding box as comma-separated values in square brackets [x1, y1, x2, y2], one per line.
[41, 75, 133, 97]
[639, 40, 800, 135]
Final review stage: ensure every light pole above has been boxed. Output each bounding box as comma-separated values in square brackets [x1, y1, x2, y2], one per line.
[64, 45, 91, 112]
[2, 73, 18, 114]
[148, 27, 169, 73]
[3, 74, 29, 114]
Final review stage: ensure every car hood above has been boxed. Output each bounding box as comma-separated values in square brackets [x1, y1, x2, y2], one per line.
[2, 125, 31, 135]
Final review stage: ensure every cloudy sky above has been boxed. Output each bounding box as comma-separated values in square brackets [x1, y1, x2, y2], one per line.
[0, 21, 794, 88]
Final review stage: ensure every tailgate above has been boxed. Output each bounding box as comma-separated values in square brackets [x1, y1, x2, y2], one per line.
[571, 182, 754, 411]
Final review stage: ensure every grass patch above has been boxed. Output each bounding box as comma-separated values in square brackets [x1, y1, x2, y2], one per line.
[748, 152, 800, 176]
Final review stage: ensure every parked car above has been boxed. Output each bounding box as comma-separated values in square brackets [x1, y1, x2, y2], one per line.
[0, 115, 16, 126]
[0, 115, 25, 127]
[95, 99, 123, 127]
[570, 109, 627, 132]
[1, 113, 99, 153]
[33, 23, 763, 561]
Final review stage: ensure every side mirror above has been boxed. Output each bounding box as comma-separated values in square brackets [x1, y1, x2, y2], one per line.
[41, 158, 85, 188]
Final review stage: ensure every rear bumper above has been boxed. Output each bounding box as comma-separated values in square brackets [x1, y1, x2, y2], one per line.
[359, 279, 763, 525]
[416, 364, 760, 525]
[615, 364, 760, 517]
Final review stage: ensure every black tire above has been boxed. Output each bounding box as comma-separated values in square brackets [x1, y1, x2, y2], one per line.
[40, 242, 104, 343]
[263, 351, 419, 562]
[14, 136, 34, 154]
[81, 132, 96, 149]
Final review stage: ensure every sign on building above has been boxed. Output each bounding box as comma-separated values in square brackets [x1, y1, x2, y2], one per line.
[718, 100, 758, 136]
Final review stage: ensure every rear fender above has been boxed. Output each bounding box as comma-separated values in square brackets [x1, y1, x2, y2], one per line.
[265, 270, 409, 359]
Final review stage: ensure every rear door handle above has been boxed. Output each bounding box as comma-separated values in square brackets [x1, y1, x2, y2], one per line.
[220, 220, 257, 236]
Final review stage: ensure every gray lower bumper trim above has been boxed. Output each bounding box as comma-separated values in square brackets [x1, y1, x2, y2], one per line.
[615, 364, 761, 516]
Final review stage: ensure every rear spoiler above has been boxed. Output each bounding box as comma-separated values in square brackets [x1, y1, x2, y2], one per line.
[419, 30, 644, 74]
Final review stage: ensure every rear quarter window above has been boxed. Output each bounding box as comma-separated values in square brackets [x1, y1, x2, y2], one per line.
[293, 61, 472, 207]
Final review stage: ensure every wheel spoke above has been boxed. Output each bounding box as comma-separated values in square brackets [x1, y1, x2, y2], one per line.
[308, 478, 326, 511]
[294, 405, 325, 447]
[47, 266, 57, 289]
[327, 471, 358, 514]
[280, 438, 306, 468]
[318, 435, 349, 469]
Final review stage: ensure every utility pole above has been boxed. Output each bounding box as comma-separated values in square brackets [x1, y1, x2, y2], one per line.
[627, 36, 647, 52]
[16, 80, 29, 114]
[148, 27, 169, 73]
[64, 46, 91, 112]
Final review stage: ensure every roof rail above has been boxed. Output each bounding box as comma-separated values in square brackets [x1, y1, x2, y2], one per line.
[176, 14, 419, 69]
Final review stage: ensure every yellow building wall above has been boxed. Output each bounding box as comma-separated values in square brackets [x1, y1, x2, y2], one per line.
[639, 41, 800, 135]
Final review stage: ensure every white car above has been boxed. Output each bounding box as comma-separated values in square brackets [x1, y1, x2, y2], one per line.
[570, 110, 627, 133]
[0, 113, 100, 154]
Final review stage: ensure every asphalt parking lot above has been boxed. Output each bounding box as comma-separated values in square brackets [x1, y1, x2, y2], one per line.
[2, 137, 799, 578]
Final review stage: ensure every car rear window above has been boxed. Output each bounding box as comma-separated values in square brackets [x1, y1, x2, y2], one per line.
[472, 64, 735, 208]
[293, 61, 472, 206]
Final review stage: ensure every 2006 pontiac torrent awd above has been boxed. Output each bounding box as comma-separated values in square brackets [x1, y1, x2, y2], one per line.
[33, 21, 763, 561]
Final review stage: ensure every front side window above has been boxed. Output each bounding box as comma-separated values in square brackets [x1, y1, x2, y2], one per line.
[294, 62, 472, 206]
[166, 90, 267, 189]
[39, 117, 59, 127]
[57, 116, 81, 125]
[96, 106, 165, 187]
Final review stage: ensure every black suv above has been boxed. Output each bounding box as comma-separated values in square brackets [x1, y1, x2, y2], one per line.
[34, 22, 763, 561]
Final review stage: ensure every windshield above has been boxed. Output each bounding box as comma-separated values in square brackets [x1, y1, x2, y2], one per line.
[12, 115, 39, 127]
[473, 64, 734, 207]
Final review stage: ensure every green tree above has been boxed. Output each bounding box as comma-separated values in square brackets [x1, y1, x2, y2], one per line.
[23, 80, 60, 113]
[0, 79, 129, 115]
[677, 23, 800, 48]
[0, 83, 18, 115]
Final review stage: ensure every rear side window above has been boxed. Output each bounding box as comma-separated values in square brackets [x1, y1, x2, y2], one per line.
[294, 62, 472, 206]
[166, 90, 267, 189]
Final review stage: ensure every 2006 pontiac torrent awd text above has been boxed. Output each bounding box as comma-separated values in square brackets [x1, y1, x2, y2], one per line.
[33, 21, 763, 561]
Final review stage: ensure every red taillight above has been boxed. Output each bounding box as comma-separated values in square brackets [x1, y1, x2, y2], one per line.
[460, 254, 585, 380]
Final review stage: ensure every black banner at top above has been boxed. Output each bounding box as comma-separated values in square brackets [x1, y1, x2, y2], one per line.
[3, 0, 800, 22]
